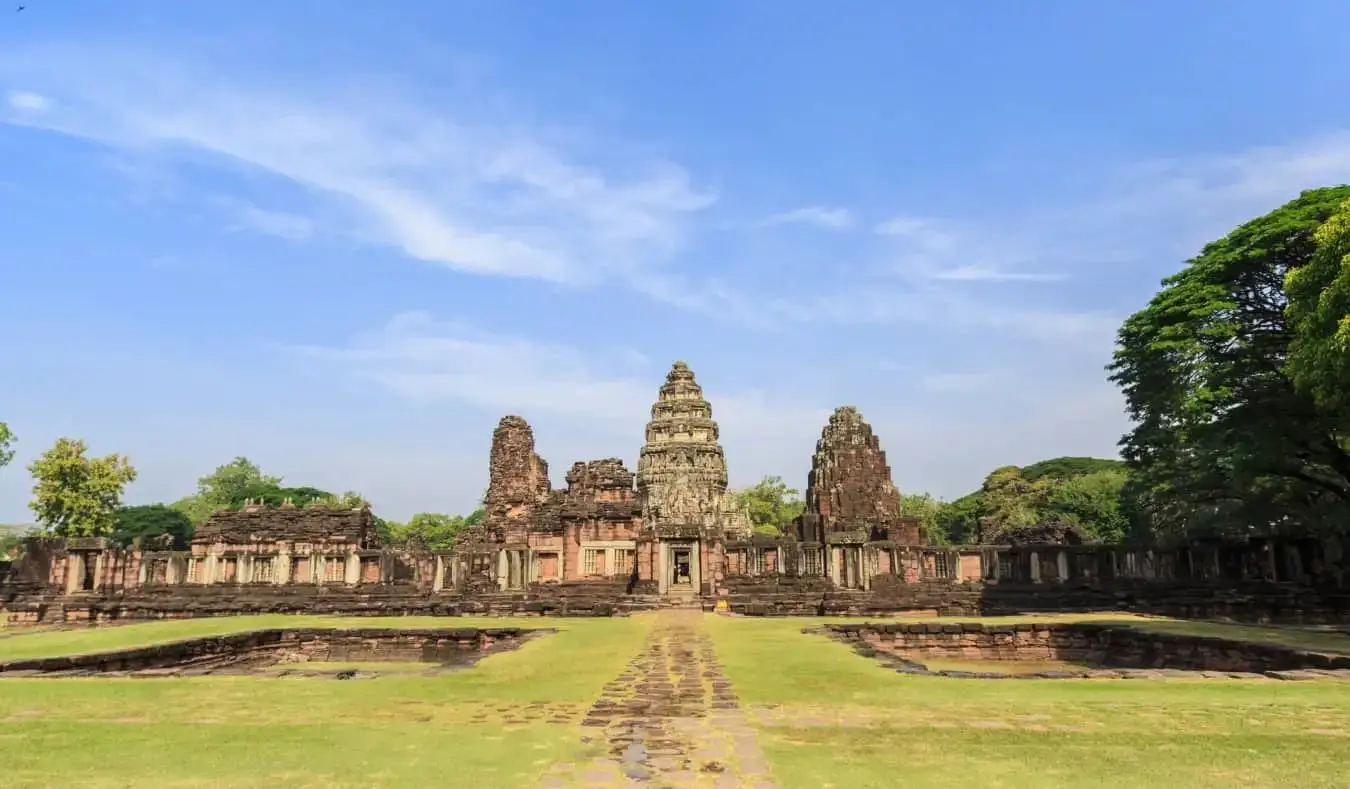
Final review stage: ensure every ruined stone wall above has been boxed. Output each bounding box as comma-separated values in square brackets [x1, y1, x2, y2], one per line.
[0, 626, 535, 675]
[194, 506, 379, 549]
[822, 622, 1350, 674]
[482, 415, 553, 543]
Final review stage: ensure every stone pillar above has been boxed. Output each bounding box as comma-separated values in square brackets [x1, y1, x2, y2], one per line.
[91, 552, 105, 591]
[1029, 551, 1041, 582]
[829, 547, 842, 586]
[64, 554, 82, 595]
[1056, 551, 1069, 582]
[497, 550, 509, 591]
[690, 540, 702, 594]
[345, 552, 361, 585]
[433, 555, 445, 592]
[204, 554, 219, 585]
[276, 547, 291, 585]
[137, 557, 149, 586]
[657, 542, 669, 595]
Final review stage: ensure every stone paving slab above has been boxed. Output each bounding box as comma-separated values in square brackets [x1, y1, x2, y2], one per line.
[541, 612, 776, 788]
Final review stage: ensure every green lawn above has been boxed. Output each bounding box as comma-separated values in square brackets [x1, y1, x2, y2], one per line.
[705, 616, 1350, 788]
[0, 616, 645, 788]
[1, 612, 1348, 787]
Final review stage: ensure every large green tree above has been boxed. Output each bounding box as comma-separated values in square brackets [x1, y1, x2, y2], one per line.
[171, 457, 282, 524]
[900, 493, 948, 545]
[938, 456, 1130, 544]
[113, 504, 195, 549]
[1109, 186, 1350, 539]
[1041, 469, 1131, 543]
[734, 476, 805, 535]
[28, 438, 138, 537]
[1286, 196, 1350, 417]
[388, 512, 471, 550]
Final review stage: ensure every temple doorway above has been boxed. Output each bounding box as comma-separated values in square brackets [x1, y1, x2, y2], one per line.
[657, 539, 701, 595]
[671, 548, 692, 587]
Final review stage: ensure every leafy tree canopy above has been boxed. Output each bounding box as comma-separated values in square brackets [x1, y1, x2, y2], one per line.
[734, 476, 805, 535]
[1109, 186, 1350, 540]
[1286, 196, 1350, 419]
[384, 511, 481, 550]
[28, 437, 138, 538]
[940, 457, 1131, 544]
[1020, 457, 1125, 482]
[0, 421, 15, 470]
[900, 493, 948, 545]
[113, 504, 194, 549]
[171, 457, 282, 524]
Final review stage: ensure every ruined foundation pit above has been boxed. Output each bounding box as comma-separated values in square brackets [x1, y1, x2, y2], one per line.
[817, 622, 1350, 681]
[0, 626, 552, 679]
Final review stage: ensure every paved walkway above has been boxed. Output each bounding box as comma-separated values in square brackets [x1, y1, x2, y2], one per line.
[541, 612, 776, 788]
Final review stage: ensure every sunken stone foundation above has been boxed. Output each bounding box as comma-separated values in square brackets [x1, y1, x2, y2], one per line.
[0, 627, 547, 677]
[817, 622, 1350, 680]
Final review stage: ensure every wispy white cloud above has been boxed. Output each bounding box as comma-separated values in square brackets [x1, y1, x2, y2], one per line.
[6, 89, 51, 112]
[760, 205, 854, 230]
[279, 310, 1126, 505]
[0, 47, 712, 285]
[874, 215, 1063, 283]
[223, 201, 315, 242]
[292, 310, 829, 430]
[288, 311, 835, 494]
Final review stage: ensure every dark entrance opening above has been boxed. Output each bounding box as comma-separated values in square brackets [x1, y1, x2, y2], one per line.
[672, 548, 691, 586]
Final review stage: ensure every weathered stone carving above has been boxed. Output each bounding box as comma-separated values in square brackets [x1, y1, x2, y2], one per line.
[802, 406, 917, 543]
[480, 415, 553, 543]
[636, 361, 751, 539]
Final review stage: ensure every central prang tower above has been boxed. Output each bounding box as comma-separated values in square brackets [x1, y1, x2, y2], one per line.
[636, 360, 750, 538]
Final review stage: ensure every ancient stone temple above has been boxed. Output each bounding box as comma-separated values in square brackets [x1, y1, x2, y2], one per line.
[794, 405, 922, 588]
[637, 361, 752, 594]
[24, 357, 1347, 627]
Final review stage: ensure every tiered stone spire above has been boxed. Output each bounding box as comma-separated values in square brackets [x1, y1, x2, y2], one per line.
[637, 361, 750, 537]
[805, 406, 904, 534]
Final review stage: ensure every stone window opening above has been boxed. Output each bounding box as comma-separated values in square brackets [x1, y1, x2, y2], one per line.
[803, 547, 822, 576]
[253, 557, 274, 583]
[187, 559, 200, 583]
[220, 558, 238, 583]
[582, 548, 602, 577]
[749, 549, 767, 576]
[324, 557, 345, 583]
[933, 552, 953, 580]
[614, 549, 636, 578]
[997, 552, 1015, 580]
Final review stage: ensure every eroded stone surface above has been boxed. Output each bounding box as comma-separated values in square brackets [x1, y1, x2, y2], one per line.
[542, 612, 775, 787]
[795, 406, 920, 544]
[637, 362, 752, 540]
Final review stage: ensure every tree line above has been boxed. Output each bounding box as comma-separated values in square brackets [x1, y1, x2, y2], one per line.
[3, 188, 1348, 548]
[0, 438, 484, 551]
[732, 458, 1132, 545]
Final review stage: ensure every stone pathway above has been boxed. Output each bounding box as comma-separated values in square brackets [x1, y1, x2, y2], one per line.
[540, 612, 775, 788]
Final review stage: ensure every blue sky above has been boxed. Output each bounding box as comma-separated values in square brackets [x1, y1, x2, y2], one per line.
[4, 1, 1350, 523]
